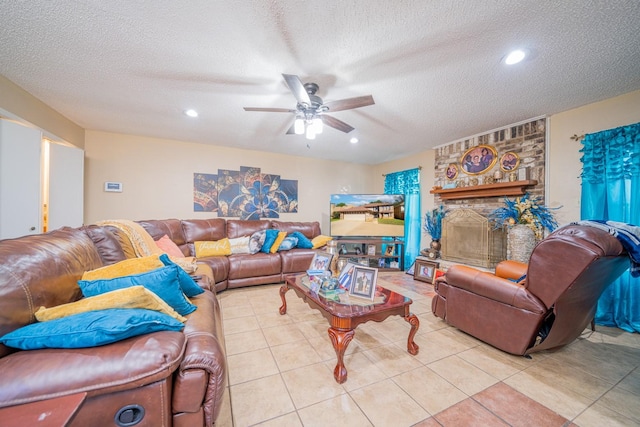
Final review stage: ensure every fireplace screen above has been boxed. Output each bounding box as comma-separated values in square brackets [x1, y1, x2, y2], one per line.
[441, 209, 506, 268]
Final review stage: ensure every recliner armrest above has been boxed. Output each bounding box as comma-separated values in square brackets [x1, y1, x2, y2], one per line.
[172, 290, 226, 426]
[495, 260, 528, 280]
[444, 265, 544, 313]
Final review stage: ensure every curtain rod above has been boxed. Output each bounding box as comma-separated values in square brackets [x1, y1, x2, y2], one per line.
[382, 166, 422, 177]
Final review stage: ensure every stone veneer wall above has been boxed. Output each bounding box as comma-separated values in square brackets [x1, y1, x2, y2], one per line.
[433, 118, 546, 216]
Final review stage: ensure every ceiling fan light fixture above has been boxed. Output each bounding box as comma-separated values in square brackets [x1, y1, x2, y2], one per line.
[306, 125, 316, 140]
[312, 117, 323, 134]
[184, 109, 198, 118]
[350, 137, 359, 144]
[244, 74, 374, 141]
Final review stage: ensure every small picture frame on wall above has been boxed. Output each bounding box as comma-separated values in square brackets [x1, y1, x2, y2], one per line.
[500, 152, 520, 172]
[445, 163, 459, 180]
[414, 259, 440, 284]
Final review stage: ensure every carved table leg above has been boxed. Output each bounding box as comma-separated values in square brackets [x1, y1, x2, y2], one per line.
[405, 313, 420, 355]
[279, 285, 289, 315]
[327, 327, 355, 384]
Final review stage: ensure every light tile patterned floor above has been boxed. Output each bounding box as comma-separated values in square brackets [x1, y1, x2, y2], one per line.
[215, 272, 640, 427]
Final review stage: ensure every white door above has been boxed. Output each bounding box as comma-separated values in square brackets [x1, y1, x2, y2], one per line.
[0, 120, 42, 239]
[48, 142, 84, 231]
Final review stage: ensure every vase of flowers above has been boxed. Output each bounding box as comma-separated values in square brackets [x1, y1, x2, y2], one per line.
[422, 205, 447, 258]
[489, 193, 559, 263]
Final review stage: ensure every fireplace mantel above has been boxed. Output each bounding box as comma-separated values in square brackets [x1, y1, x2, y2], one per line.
[430, 180, 538, 200]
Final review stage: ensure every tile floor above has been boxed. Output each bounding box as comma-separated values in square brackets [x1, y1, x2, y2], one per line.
[215, 272, 640, 427]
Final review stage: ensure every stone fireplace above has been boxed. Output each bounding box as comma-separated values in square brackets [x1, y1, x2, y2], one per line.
[441, 209, 506, 268]
[432, 118, 547, 268]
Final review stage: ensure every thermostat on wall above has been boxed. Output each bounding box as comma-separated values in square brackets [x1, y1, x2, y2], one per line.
[104, 182, 123, 192]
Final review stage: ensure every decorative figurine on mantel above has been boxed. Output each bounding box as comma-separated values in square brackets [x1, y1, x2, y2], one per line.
[422, 205, 448, 259]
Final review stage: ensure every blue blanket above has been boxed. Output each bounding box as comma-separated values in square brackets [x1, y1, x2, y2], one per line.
[574, 220, 640, 277]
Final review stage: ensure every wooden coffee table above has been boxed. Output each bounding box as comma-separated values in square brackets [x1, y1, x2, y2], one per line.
[280, 274, 419, 383]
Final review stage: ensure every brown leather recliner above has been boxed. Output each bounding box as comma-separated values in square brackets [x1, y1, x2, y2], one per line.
[432, 224, 630, 356]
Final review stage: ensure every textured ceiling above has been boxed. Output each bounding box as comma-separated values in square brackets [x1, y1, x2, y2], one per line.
[1, 1, 639, 164]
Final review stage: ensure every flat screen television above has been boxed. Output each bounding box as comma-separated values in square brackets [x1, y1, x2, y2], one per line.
[330, 194, 405, 238]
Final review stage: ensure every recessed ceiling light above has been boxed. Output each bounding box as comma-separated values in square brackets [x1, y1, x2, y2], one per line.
[185, 109, 198, 118]
[350, 137, 359, 144]
[504, 49, 526, 65]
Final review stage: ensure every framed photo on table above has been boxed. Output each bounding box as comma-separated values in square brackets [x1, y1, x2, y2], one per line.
[309, 251, 333, 271]
[349, 266, 378, 300]
[337, 262, 358, 290]
[414, 259, 440, 284]
[367, 244, 376, 256]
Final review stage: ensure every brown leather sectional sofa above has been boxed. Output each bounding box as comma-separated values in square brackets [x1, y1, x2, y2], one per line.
[137, 218, 322, 292]
[0, 218, 322, 426]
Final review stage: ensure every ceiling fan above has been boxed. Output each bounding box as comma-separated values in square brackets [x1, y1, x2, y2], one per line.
[243, 74, 375, 139]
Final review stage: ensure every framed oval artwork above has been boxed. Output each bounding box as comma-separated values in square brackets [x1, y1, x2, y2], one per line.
[445, 163, 458, 180]
[460, 145, 497, 175]
[500, 151, 520, 171]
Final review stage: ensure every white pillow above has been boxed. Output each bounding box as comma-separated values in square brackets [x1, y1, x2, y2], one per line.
[229, 236, 251, 254]
[248, 230, 265, 254]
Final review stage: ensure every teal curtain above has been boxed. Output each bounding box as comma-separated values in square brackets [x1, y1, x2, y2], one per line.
[580, 122, 640, 333]
[384, 168, 421, 271]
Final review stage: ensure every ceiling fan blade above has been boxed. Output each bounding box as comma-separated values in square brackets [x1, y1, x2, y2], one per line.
[323, 95, 375, 112]
[282, 74, 311, 106]
[243, 107, 296, 113]
[321, 115, 355, 133]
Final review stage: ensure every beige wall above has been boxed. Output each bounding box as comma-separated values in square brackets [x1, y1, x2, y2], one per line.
[4, 67, 639, 236]
[372, 150, 436, 250]
[0, 75, 85, 148]
[547, 89, 640, 226]
[84, 131, 375, 233]
[83, 88, 640, 240]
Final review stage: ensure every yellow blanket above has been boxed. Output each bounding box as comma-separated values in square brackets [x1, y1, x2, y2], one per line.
[97, 219, 198, 273]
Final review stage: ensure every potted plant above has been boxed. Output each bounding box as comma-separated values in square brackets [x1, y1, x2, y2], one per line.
[422, 205, 447, 258]
[489, 193, 560, 262]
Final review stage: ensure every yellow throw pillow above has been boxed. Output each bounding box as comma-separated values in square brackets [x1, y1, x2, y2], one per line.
[82, 255, 163, 281]
[194, 239, 232, 257]
[35, 286, 186, 322]
[270, 231, 288, 253]
[311, 235, 333, 249]
[169, 255, 198, 273]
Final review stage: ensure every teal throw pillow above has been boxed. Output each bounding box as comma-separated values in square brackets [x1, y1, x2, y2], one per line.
[278, 236, 298, 251]
[290, 231, 313, 249]
[158, 254, 204, 297]
[260, 229, 279, 254]
[0, 309, 184, 350]
[78, 266, 197, 315]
